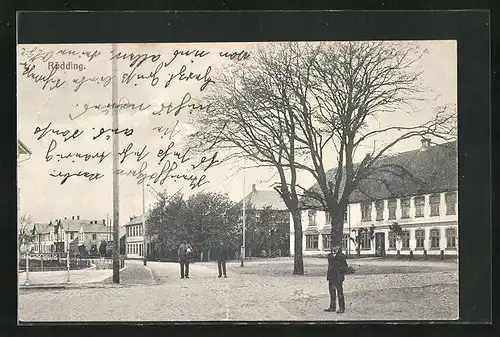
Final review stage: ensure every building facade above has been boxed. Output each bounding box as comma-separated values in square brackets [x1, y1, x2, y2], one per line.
[124, 213, 151, 259]
[32, 216, 111, 254]
[291, 140, 458, 257]
[238, 184, 291, 257]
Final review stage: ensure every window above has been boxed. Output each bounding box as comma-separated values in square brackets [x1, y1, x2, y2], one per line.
[344, 208, 348, 222]
[375, 201, 384, 221]
[325, 213, 331, 225]
[308, 210, 317, 226]
[430, 194, 440, 216]
[92, 233, 97, 240]
[401, 198, 410, 219]
[430, 229, 440, 249]
[70, 232, 74, 240]
[306, 235, 319, 250]
[360, 233, 371, 249]
[446, 228, 457, 248]
[322, 234, 331, 250]
[126, 244, 129, 254]
[91, 244, 97, 251]
[401, 231, 410, 249]
[388, 199, 397, 220]
[415, 229, 425, 249]
[342, 234, 349, 250]
[388, 231, 396, 250]
[361, 203, 372, 221]
[445, 192, 457, 215]
[255, 213, 260, 222]
[414, 196, 425, 217]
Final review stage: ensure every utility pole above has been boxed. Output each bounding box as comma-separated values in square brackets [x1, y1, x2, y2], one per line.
[142, 180, 147, 266]
[112, 43, 120, 283]
[241, 159, 246, 267]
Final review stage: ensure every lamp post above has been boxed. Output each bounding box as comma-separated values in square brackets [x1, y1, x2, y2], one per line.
[66, 231, 70, 283]
[22, 244, 30, 286]
[241, 159, 246, 267]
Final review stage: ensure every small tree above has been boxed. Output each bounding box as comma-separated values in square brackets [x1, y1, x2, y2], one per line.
[18, 215, 35, 253]
[350, 227, 367, 256]
[350, 225, 376, 256]
[389, 222, 404, 257]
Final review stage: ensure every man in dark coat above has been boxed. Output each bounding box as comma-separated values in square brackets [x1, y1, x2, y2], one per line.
[178, 238, 194, 279]
[215, 241, 228, 278]
[325, 245, 349, 313]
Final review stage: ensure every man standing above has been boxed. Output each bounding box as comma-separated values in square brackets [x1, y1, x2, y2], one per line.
[325, 245, 349, 313]
[178, 238, 193, 279]
[215, 241, 228, 278]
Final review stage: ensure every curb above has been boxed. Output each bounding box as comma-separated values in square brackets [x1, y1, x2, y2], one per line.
[18, 282, 130, 290]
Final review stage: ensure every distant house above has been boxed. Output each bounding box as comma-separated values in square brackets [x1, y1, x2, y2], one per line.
[295, 140, 458, 257]
[32, 215, 111, 254]
[123, 212, 151, 259]
[236, 184, 291, 256]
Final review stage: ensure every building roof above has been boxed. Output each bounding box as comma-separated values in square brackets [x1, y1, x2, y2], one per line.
[18, 139, 32, 155]
[300, 141, 457, 209]
[33, 223, 50, 234]
[57, 219, 108, 232]
[124, 211, 151, 226]
[304, 227, 320, 235]
[236, 185, 288, 211]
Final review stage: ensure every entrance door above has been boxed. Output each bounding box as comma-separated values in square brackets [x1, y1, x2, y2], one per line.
[375, 232, 386, 257]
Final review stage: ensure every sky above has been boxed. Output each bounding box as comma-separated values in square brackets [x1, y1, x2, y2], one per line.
[17, 40, 457, 224]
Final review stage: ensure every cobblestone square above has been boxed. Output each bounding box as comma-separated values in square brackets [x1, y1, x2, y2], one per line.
[18, 258, 458, 322]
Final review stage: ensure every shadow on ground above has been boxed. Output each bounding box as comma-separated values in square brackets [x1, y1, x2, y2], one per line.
[280, 283, 459, 321]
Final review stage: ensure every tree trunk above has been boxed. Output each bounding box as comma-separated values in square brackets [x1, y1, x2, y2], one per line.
[292, 210, 304, 275]
[329, 211, 344, 248]
[208, 248, 211, 261]
[200, 250, 204, 262]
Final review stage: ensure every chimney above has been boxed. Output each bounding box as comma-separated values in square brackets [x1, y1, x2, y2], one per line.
[130, 217, 133, 221]
[102, 219, 105, 225]
[252, 184, 256, 192]
[77, 215, 80, 220]
[420, 138, 430, 151]
[72, 215, 74, 220]
[64, 217, 67, 219]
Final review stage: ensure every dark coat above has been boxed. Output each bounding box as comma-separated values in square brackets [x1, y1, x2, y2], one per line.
[213, 244, 229, 262]
[327, 252, 348, 282]
[178, 243, 193, 261]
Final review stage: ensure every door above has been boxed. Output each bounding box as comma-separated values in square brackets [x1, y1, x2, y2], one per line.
[375, 232, 385, 257]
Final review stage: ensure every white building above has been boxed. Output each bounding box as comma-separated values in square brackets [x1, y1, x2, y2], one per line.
[124, 212, 151, 259]
[291, 140, 458, 257]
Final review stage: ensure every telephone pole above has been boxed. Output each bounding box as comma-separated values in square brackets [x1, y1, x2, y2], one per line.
[142, 180, 147, 266]
[112, 43, 120, 283]
[241, 159, 246, 267]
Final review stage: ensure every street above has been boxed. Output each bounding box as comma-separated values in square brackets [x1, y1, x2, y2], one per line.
[18, 258, 459, 322]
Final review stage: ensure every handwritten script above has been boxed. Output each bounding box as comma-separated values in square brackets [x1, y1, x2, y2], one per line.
[20, 44, 249, 188]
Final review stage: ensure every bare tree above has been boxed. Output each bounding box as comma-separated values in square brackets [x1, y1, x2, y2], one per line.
[188, 41, 456, 272]
[187, 45, 309, 274]
[266, 41, 456, 246]
[18, 214, 35, 252]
